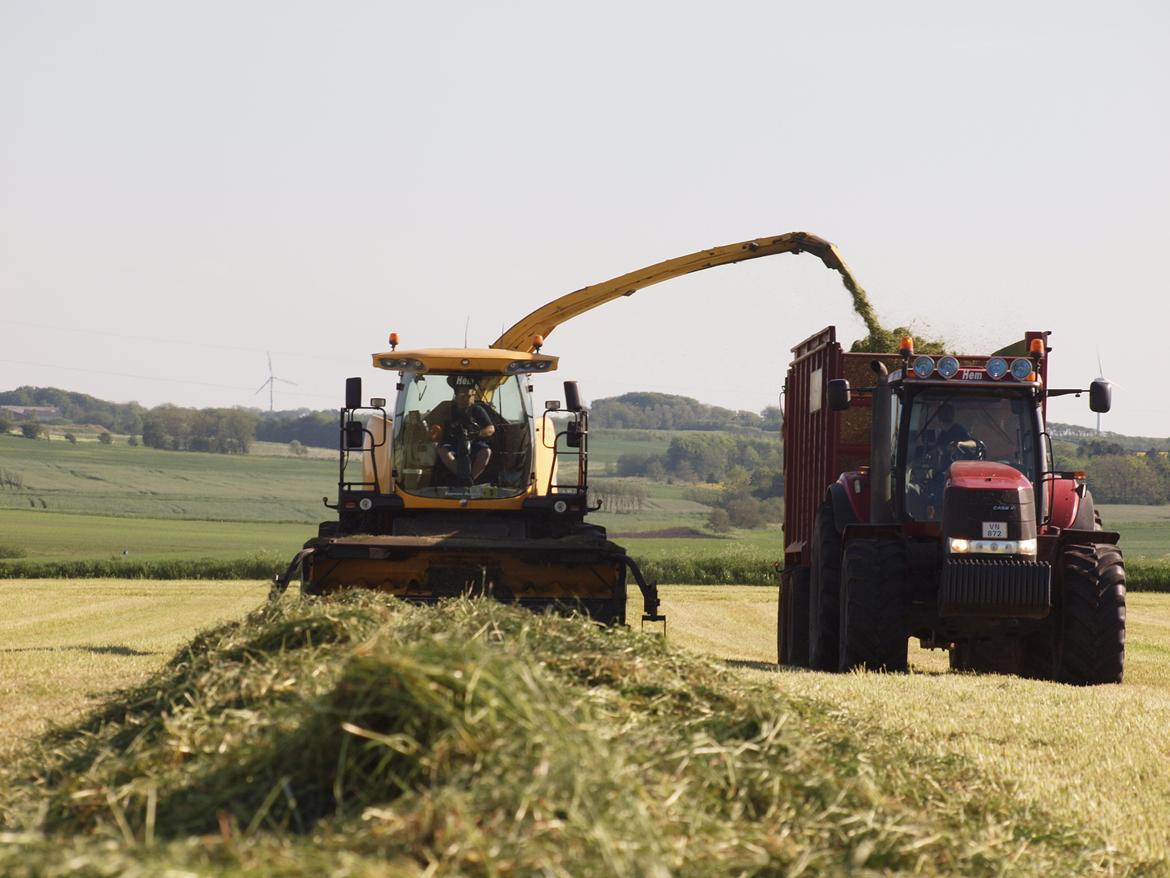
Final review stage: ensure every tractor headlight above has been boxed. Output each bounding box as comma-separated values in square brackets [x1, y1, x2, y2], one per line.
[379, 357, 425, 371]
[1010, 357, 1034, 381]
[912, 356, 935, 379]
[947, 537, 1037, 556]
[985, 356, 1008, 380]
[937, 356, 960, 379]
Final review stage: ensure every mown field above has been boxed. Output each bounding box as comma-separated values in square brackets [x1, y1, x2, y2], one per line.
[2, 581, 1169, 875]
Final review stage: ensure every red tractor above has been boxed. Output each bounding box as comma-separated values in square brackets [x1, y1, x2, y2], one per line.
[777, 328, 1123, 684]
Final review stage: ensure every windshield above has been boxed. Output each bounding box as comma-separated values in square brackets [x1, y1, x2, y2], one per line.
[392, 372, 533, 499]
[902, 389, 1039, 521]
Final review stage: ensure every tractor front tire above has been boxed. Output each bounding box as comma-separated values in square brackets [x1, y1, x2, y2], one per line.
[839, 538, 909, 672]
[1056, 543, 1125, 685]
[809, 498, 843, 671]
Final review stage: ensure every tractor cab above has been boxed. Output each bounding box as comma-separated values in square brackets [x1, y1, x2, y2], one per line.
[896, 385, 1043, 523]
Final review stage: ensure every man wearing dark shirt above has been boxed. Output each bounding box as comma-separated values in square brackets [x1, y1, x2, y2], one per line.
[429, 380, 495, 484]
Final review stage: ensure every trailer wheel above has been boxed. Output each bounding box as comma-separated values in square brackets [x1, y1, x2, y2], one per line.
[778, 567, 811, 667]
[808, 499, 842, 671]
[839, 538, 909, 672]
[1056, 543, 1125, 685]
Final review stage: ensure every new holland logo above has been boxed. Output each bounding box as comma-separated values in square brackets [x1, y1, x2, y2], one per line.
[991, 504, 1015, 512]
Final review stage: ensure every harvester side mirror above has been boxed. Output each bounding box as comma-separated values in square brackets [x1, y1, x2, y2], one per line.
[1089, 378, 1112, 413]
[827, 379, 852, 411]
[345, 422, 365, 449]
[564, 381, 583, 413]
[567, 418, 583, 448]
[345, 377, 363, 410]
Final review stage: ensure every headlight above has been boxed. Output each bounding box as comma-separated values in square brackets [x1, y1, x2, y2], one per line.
[985, 357, 1008, 380]
[379, 357, 425, 371]
[507, 360, 554, 374]
[948, 537, 1037, 556]
[1010, 357, 1034, 381]
[937, 356, 960, 379]
[912, 356, 935, 379]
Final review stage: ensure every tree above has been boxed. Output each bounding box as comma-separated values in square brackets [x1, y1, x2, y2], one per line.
[128, 435, 140, 447]
[64, 433, 77, 444]
[98, 432, 113, 445]
[0, 413, 13, 435]
[20, 422, 41, 440]
[707, 508, 732, 533]
[289, 439, 308, 457]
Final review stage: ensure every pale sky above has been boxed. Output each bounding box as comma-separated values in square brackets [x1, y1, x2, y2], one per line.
[2, 1, 1167, 435]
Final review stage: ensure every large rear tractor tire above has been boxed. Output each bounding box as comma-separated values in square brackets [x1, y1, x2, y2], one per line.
[778, 567, 811, 667]
[839, 538, 910, 672]
[808, 499, 843, 671]
[1056, 543, 1126, 685]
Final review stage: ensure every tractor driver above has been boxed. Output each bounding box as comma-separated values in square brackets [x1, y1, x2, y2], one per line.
[428, 377, 496, 484]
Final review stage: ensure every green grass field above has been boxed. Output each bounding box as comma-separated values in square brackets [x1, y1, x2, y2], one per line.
[2, 582, 1169, 874]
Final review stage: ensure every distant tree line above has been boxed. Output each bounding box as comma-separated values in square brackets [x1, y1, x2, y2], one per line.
[0, 386, 145, 433]
[141, 406, 258, 454]
[592, 392, 781, 432]
[1081, 451, 1170, 505]
[255, 411, 338, 449]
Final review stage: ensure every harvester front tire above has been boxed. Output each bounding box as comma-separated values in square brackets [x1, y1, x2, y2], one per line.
[1056, 543, 1125, 685]
[839, 538, 909, 672]
[808, 499, 842, 672]
[778, 567, 811, 667]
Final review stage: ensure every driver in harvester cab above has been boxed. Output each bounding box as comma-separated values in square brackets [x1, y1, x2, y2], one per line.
[427, 376, 496, 484]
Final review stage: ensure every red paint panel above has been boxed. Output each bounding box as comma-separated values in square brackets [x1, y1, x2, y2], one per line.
[947, 461, 1033, 491]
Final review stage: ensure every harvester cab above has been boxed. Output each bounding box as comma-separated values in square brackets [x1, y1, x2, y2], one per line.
[779, 326, 1125, 685]
[278, 335, 665, 628]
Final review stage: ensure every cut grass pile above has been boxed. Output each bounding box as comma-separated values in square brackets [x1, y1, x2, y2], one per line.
[0, 595, 1130, 876]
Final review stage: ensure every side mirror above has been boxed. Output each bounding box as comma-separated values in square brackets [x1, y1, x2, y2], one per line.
[827, 379, 852, 411]
[564, 381, 583, 413]
[345, 422, 365, 449]
[1089, 378, 1112, 413]
[345, 377, 363, 410]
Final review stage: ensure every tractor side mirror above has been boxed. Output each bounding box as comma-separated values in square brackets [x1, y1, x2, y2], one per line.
[564, 381, 583, 413]
[345, 377, 363, 410]
[827, 379, 852, 411]
[345, 422, 365, 449]
[1089, 378, 1112, 413]
[566, 418, 583, 448]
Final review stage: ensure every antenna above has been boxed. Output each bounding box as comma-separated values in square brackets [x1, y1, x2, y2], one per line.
[464, 315, 471, 348]
[254, 351, 298, 412]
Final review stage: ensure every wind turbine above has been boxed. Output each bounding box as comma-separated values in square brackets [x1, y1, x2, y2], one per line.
[255, 352, 297, 412]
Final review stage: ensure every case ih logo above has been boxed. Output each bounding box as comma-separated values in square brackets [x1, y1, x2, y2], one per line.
[957, 368, 986, 381]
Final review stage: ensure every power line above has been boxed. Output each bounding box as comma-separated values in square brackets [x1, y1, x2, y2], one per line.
[0, 357, 337, 400]
[0, 318, 355, 364]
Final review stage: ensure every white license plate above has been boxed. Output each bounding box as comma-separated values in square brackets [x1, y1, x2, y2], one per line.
[982, 521, 1007, 539]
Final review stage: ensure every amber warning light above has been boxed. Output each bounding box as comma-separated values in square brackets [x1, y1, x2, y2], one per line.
[388, 332, 399, 351]
[532, 334, 544, 351]
[900, 335, 914, 357]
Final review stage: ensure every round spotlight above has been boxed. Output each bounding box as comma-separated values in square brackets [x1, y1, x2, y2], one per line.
[1010, 358, 1034, 380]
[985, 357, 1008, 380]
[358, 498, 373, 511]
[912, 356, 935, 379]
[553, 500, 568, 513]
[937, 356, 960, 379]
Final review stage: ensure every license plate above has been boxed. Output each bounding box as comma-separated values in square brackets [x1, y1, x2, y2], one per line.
[982, 521, 1007, 539]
